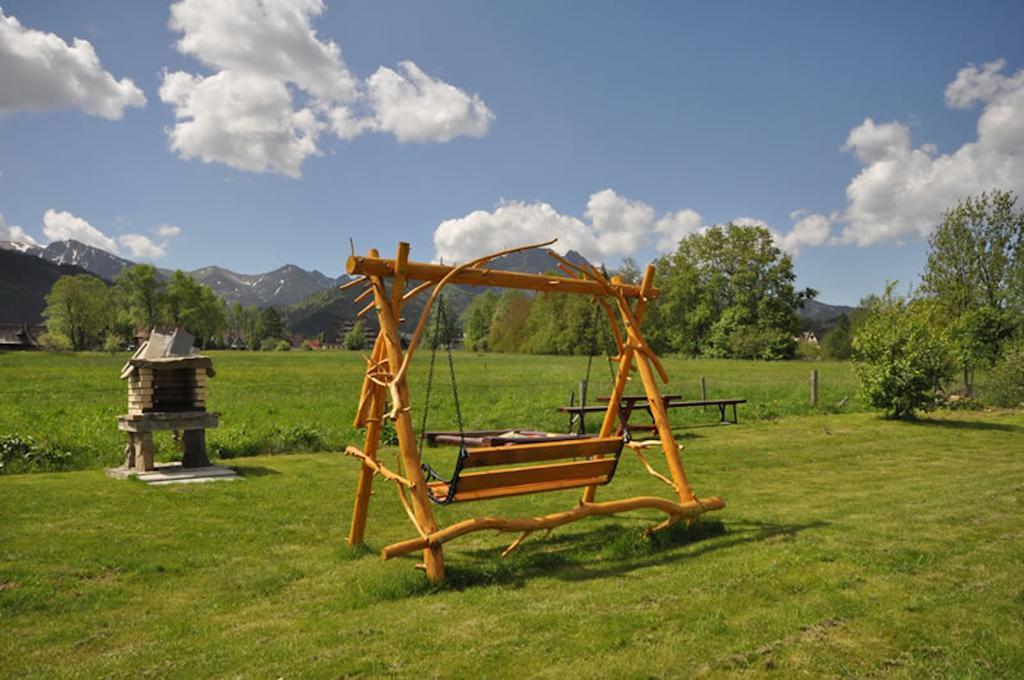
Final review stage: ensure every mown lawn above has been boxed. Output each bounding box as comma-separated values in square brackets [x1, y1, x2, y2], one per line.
[0, 350, 863, 471]
[2, 407, 1022, 677]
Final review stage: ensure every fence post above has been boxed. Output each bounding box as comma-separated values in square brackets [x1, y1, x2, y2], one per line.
[579, 379, 588, 434]
[810, 369, 818, 407]
[700, 376, 707, 411]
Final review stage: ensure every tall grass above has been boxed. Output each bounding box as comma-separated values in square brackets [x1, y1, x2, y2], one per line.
[0, 351, 867, 472]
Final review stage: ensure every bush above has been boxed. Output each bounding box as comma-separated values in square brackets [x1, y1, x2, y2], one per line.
[0, 435, 74, 474]
[259, 337, 279, 351]
[852, 286, 954, 419]
[38, 332, 73, 352]
[300, 339, 313, 351]
[102, 332, 122, 353]
[275, 339, 291, 351]
[985, 341, 1024, 407]
[344, 321, 367, 351]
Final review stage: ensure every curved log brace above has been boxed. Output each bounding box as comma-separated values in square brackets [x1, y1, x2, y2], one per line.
[380, 495, 725, 560]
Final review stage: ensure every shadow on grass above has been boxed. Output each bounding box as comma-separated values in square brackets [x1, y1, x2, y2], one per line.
[904, 417, 1020, 433]
[229, 465, 282, 478]
[377, 516, 830, 594]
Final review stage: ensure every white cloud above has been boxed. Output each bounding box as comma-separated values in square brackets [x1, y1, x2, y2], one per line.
[833, 59, 1024, 246]
[118, 234, 166, 259]
[434, 189, 721, 263]
[776, 210, 837, 255]
[653, 209, 703, 251]
[159, 70, 321, 177]
[169, 0, 357, 102]
[0, 9, 145, 119]
[156, 224, 181, 237]
[161, 0, 493, 177]
[365, 61, 493, 142]
[0, 213, 38, 244]
[43, 209, 119, 253]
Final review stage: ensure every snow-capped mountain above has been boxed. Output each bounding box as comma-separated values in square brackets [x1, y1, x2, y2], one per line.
[1, 238, 341, 309]
[0, 239, 43, 256]
[190, 264, 336, 307]
[39, 239, 137, 281]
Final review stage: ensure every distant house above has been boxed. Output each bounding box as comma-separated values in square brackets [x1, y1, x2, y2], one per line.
[0, 323, 43, 351]
[795, 331, 819, 345]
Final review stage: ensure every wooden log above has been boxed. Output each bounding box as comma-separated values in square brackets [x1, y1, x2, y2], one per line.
[369, 243, 446, 582]
[347, 254, 655, 299]
[380, 495, 725, 559]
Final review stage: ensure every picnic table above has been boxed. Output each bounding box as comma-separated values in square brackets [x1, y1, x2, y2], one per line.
[557, 393, 746, 434]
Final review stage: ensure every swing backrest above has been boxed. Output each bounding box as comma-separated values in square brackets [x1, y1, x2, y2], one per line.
[426, 436, 623, 503]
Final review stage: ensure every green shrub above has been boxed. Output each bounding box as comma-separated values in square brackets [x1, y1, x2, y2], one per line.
[852, 286, 954, 419]
[275, 339, 291, 351]
[259, 337, 279, 351]
[300, 339, 313, 351]
[984, 341, 1024, 407]
[0, 435, 74, 474]
[344, 321, 367, 351]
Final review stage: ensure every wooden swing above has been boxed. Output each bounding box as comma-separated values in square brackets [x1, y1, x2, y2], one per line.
[343, 240, 724, 582]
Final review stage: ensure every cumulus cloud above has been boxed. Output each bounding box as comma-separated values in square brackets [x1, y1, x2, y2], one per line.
[0, 9, 145, 119]
[160, 70, 320, 177]
[118, 233, 166, 259]
[161, 0, 493, 177]
[653, 209, 703, 251]
[43, 209, 120, 253]
[834, 59, 1024, 246]
[156, 224, 181, 237]
[0, 213, 38, 244]
[434, 189, 732, 263]
[776, 210, 837, 255]
[40, 210, 180, 258]
[366, 61, 493, 142]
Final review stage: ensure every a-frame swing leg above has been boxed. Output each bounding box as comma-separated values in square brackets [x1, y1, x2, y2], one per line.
[348, 333, 387, 547]
[371, 243, 445, 582]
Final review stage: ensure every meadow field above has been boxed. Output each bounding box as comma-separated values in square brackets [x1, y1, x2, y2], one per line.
[0, 350, 866, 472]
[1, 351, 1022, 677]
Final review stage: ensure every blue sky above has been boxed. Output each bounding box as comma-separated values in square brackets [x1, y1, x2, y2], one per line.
[1, 1, 1023, 305]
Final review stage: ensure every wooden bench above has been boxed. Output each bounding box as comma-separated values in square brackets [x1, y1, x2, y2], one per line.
[425, 436, 624, 504]
[665, 398, 747, 424]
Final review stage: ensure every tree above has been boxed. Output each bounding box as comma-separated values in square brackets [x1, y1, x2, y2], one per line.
[523, 286, 598, 355]
[165, 271, 227, 346]
[852, 284, 953, 419]
[921, 190, 1024, 391]
[648, 223, 814, 358]
[822, 313, 854, 360]
[256, 307, 286, 343]
[43, 275, 114, 350]
[461, 291, 499, 351]
[487, 291, 533, 353]
[115, 264, 166, 332]
[344, 320, 367, 350]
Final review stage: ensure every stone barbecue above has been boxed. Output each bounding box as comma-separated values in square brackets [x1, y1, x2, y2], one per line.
[116, 329, 220, 472]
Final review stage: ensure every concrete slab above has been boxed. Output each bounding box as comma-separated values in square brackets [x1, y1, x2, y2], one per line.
[106, 462, 239, 485]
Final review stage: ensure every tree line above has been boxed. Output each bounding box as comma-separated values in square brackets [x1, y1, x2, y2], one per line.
[458, 222, 814, 360]
[42, 265, 292, 351]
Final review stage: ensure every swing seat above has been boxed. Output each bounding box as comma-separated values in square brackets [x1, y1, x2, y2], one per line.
[426, 436, 624, 503]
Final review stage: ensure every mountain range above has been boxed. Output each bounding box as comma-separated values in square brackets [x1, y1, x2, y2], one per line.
[1, 238, 341, 309]
[0, 239, 855, 334]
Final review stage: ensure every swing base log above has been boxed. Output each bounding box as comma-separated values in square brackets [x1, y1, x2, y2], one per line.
[380, 495, 725, 560]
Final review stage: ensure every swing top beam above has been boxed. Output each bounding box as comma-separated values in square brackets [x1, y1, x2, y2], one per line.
[346, 252, 657, 299]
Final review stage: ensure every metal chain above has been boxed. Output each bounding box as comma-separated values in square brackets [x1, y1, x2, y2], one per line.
[439, 297, 467, 450]
[417, 295, 443, 446]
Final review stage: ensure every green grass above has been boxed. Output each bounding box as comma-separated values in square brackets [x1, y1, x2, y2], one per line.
[0, 350, 864, 471]
[2, 351, 1022, 676]
[1, 404, 1023, 676]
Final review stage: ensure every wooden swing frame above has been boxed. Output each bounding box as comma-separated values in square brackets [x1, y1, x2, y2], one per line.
[344, 240, 724, 582]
